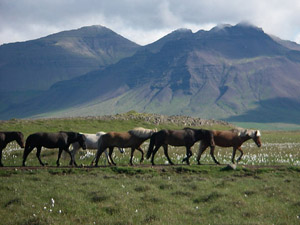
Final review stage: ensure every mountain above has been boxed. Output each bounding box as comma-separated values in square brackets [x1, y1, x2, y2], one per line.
[0, 25, 140, 92]
[0, 25, 140, 113]
[1, 23, 300, 124]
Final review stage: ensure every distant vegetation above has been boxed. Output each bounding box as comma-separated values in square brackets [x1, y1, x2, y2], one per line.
[0, 111, 233, 137]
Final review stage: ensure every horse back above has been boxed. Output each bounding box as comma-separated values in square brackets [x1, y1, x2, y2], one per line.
[158, 129, 190, 146]
[103, 132, 141, 148]
[26, 132, 67, 148]
[213, 130, 243, 147]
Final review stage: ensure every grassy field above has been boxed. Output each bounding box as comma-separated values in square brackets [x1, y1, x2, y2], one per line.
[1, 113, 300, 224]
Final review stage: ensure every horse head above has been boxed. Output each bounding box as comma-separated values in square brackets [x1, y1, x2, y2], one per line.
[16, 132, 25, 148]
[78, 133, 87, 150]
[252, 130, 261, 147]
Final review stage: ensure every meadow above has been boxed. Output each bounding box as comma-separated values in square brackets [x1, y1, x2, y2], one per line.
[1, 113, 300, 224]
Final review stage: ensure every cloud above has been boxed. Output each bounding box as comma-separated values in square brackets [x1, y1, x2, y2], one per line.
[0, 0, 300, 45]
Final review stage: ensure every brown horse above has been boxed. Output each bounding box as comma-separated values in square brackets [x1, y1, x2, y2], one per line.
[196, 128, 262, 165]
[93, 127, 156, 166]
[146, 128, 215, 165]
[0, 131, 25, 166]
[23, 131, 86, 167]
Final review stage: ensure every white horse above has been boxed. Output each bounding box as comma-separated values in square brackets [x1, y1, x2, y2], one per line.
[65, 132, 124, 165]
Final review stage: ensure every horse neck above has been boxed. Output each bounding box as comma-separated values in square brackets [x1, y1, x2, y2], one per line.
[194, 130, 206, 142]
[6, 132, 18, 143]
[240, 135, 252, 143]
[66, 132, 77, 143]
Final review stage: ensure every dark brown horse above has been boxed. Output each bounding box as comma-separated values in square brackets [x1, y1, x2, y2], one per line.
[22, 131, 86, 167]
[146, 128, 215, 165]
[196, 128, 262, 165]
[0, 131, 25, 166]
[93, 127, 156, 166]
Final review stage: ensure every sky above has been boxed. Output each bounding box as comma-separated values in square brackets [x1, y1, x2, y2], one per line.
[1, 0, 300, 46]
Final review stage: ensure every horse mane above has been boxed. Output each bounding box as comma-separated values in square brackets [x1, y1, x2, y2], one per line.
[232, 128, 261, 138]
[128, 127, 157, 138]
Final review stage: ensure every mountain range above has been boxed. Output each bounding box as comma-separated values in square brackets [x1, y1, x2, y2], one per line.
[1, 23, 300, 125]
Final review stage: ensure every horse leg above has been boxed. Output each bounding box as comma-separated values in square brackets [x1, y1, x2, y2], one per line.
[236, 147, 244, 164]
[36, 147, 45, 166]
[137, 147, 144, 163]
[22, 146, 34, 166]
[94, 147, 106, 167]
[56, 148, 63, 167]
[210, 146, 220, 165]
[151, 145, 161, 165]
[163, 145, 174, 165]
[129, 147, 135, 166]
[196, 142, 209, 165]
[104, 150, 112, 165]
[231, 148, 237, 164]
[69, 144, 79, 166]
[65, 148, 77, 167]
[183, 147, 192, 165]
[108, 147, 116, 166]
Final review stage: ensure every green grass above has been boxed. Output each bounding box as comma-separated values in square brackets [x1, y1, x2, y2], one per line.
[1, 114, 300, 224]
[0, 166, 300, 225]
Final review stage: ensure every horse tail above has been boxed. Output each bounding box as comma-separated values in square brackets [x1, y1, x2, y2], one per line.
[24, 135, 33, 152]
[146, 132, 157, 159]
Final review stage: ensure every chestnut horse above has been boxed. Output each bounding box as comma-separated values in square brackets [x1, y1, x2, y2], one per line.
[0, 131, 25, 166]
[23, 131, 86, 167]
[93, 127, 156, 166]
[146, 128, 215, 165]
[196, 128, 261, 165]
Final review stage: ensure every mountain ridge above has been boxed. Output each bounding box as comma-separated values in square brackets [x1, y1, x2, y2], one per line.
[1, 23, 300, 125]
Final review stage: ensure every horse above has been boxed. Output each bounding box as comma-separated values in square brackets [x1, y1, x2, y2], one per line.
[0, 131, 25, 166]
[93, 127, 156, 166]
[22, 131, 86, 167]
[66, 131, 124, 165]
[196, 128, 262, 165]
[146, 128, 215, 165]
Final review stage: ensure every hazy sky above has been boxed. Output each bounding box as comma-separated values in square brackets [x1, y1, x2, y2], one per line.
[1, 0, 300, 45]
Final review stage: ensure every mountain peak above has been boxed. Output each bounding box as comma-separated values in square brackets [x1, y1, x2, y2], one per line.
[209, 22, 264, 35]
[172, 28, 193, 34]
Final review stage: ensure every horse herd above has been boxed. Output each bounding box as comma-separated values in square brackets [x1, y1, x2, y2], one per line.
[0, 127, 262, 167]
